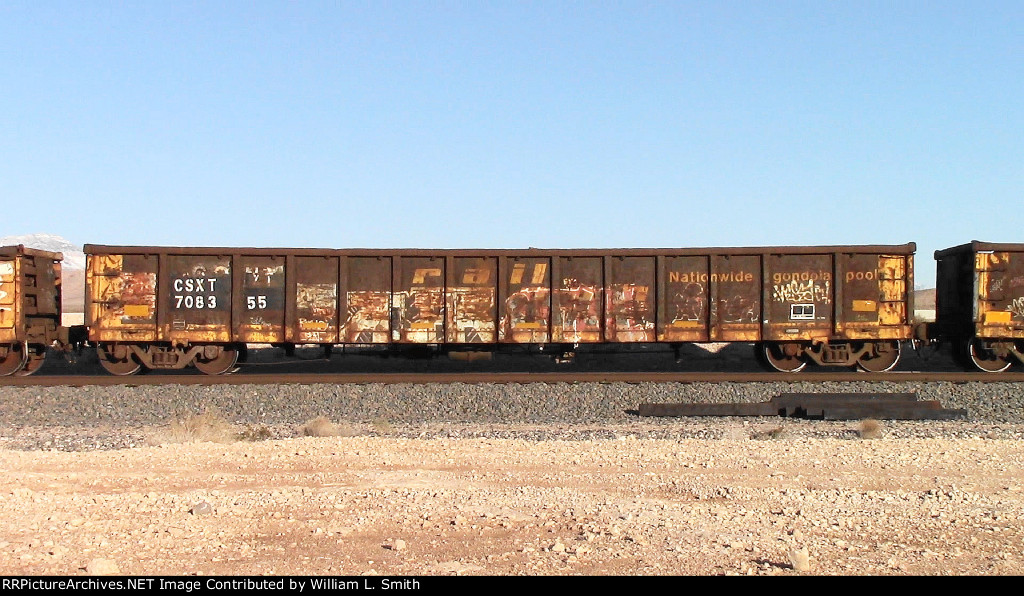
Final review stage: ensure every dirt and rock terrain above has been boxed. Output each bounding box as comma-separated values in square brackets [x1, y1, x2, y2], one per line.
[1, 415, 1022, 577]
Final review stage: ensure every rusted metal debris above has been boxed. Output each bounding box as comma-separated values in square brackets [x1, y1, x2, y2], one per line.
[638, 392, 968, 420]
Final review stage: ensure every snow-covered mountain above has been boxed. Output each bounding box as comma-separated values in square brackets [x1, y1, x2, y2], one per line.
[0, 233, 86, 270]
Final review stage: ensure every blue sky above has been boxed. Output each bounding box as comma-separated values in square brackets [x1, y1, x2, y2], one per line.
[1, 2, 1021, 287]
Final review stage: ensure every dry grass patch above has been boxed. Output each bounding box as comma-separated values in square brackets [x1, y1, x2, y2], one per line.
[236, 424, 273, 442]
[371, 417, 393, 434]
[751, 425, 786, 440]
[301, 416, 352, 437]
[148, 411, 238, 445]
[858, 419, 883, 439]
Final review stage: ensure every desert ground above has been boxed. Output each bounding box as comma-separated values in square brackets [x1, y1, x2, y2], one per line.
[1, 416, 1021, 577]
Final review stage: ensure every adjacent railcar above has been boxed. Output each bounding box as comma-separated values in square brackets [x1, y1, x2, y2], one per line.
[930, 241, 1024, 372]
[84, 243, 915, 375]
[0, 245, 63, 376]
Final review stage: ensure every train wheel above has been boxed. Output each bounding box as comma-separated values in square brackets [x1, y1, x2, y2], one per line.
[856, 341, 902, 373]
[98, 343, 142, 376]
[13, 344, 47, 376]
[759, 342, 807, 373]
[194, 344, 240, 375]
[967, 339, 1012, 373]
[0, 343, 27, 376]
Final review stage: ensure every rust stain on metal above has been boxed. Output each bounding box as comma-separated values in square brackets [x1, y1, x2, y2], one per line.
[87, 254, 158, 342]
[342, 291, 390, 343]
[163, 255, 231, 343]
[395, 257, 444, 343]
[296, 283, 337, 342]
[501, 257, 550, 343]
[447, 257, 496, 343]
[0, 259, 15, 335]
[239, 258, 284, 343]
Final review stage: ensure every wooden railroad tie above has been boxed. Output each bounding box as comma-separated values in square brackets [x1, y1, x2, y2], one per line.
[638, 393, 969, 420]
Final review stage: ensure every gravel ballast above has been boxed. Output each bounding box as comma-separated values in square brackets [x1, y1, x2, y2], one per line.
[2, 379, 1024, 451]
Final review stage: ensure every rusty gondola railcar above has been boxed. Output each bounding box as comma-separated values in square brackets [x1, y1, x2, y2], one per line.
[928, 241, 1024, 372]
[84, 243, 915, 375]
[0, 245, 64, 376]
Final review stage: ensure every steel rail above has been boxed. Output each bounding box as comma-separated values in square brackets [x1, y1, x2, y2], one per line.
[4, 371, 1024, 387]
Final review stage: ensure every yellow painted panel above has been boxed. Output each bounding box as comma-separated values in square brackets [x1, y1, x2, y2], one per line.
[0, 260, 14, 308]
[983, 310, 1012, 324]
[852, 300, 877, 312]
[512, 322, 544, 329]
[123, 304, 151, 318]
[0, 308, 13, 330]
[671, 320, 703, 328]
[300, 320, 331, 331]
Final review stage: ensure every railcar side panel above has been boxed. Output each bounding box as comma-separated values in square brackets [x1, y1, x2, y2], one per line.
[163, 255, 232, 343]
[659, 255, 710, 342]
[0, 246, 63, 375]
[712, 255, 761, 341]
[342, 256, 391, 343]
[292, 256, 339, 344]
[500, 256, 551, 343]
[236, 256, 286, 343]
[934, 243, 1024, 341]
[972, 250, 1024, 339]
[81, 243, 915, 353]
[394, 256, 445, 343]
[606, 256, 656, 342]
[974, 252, 1024, 337]
[553, 257, 602, 343]
[0, 256, 17, 342]
[764, 254, 833, 342]
[837, 253, 911, 340]
[87, 253, 158, 342]
[447, 256, 497, 343]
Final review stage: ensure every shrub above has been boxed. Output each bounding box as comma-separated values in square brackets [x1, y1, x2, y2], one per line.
[858, 419, 883, 440]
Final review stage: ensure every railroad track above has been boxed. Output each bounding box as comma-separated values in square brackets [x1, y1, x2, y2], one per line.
[4, 370, 1024, 386]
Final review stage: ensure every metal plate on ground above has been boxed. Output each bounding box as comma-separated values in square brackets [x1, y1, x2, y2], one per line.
[638, 393, 969, 420]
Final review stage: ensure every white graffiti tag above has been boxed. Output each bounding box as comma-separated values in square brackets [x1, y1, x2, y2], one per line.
[1009, 297, 1024, 318]
[772, 280, 831, 304]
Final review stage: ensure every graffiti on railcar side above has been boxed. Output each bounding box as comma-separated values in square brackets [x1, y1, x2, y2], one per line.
[556, 278, 601, 342]
[501, 286, 550, 341]
[719, 294, 759, 323]
[669, 283, 706, 323]
[391, 288, 444, 341]
[448, 287, 496, 342]
[342, 291, 390, 343]
[297, 283, 337, 341]
[119, 272, 157, 318]
[503, 287, 550, 324]
[89, 255, 157, 325]
[1010, 297, 1024, 319]
[606, 283, 654, 340]
[772, 279, 831, 304]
